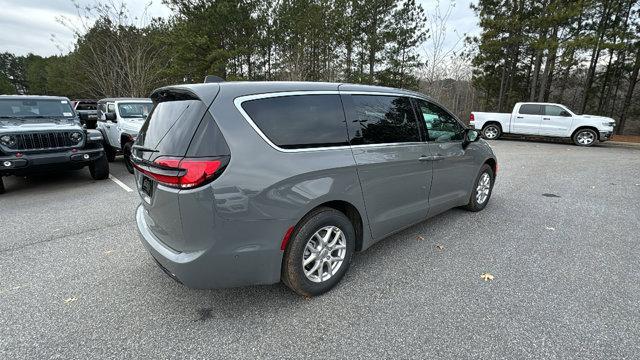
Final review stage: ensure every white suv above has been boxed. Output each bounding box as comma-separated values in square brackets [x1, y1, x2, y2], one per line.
[97, 98, 153, 173]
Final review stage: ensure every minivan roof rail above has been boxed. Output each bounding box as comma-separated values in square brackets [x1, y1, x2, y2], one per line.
[204, 75, 225, 83]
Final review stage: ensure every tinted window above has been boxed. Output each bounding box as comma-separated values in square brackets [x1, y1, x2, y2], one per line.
[345, 95, 420, 145]
[242, 95, 348, 149]
[416, 99, 465, 141]
[544, 105, 568, 116]
[137, 99, 207, 159]
[76, 103, 96, 111]
[519, 104, 541, 115]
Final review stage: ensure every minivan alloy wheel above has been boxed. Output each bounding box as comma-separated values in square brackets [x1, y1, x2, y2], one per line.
[303, 226, 347, 283]
[476, 172, 491, 204]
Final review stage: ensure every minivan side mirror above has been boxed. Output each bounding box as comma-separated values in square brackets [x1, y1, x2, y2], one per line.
[105, 112, 117, 122]
[463, 128, 480, 148]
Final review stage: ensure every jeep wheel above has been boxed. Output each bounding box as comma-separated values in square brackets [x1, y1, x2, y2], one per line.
[104, 141, 116, 162]
[90, 154, 110, 180]
[123, 142, 134, 174]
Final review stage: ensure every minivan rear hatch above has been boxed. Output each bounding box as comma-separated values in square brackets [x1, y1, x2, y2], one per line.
[132, 87, 225, 252]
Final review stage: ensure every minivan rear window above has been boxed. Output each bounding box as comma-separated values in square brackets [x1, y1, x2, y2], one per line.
[241, 95, 349, 149]
[137, 99, 207, 158]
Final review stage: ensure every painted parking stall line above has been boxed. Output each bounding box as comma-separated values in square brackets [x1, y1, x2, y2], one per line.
[109, 174, 133, 192]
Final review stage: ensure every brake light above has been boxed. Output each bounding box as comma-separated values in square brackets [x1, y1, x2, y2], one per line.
[470, 113, 475, 121]
[133, 156, 226, 189]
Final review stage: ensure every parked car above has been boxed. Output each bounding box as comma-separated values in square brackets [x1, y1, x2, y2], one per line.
[0, 95, 109, 193]
[97, 98, 153, 174]
[71, 99, 98, 129]
[132, 82, 497, 296]
[469, 102, 616, 146]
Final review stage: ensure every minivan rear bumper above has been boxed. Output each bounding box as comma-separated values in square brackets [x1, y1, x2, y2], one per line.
[135, 205, 285, 289]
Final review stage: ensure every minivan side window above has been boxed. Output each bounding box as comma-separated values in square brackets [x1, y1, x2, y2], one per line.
[519, 104, 541, 115]
[241, 95, 349, 149]
[345, 95, 420, 145]
[415, 99, 464, 142]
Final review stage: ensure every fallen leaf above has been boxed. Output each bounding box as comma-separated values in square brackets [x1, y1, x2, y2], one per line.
[545, 226, 555, 231]
[480, 272, 495, 282]
[416, 235, 425, 241]
[435, 244, 444, 250]
[64, 297, 77, 304]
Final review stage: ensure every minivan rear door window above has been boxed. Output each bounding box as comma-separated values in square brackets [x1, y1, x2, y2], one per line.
[241, 94, 349, 149]
[343, 95, 421, 145]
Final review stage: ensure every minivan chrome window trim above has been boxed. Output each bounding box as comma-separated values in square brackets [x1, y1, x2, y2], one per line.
[233, 90, 432, 153]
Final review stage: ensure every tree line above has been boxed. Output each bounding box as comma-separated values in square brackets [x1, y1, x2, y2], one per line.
[471, 0, 640, 134]
[0, 0, 639, 134]
[0, 0, 427, 97]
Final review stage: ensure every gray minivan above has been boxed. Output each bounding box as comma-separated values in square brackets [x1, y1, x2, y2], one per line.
[132, 82, 497, 296]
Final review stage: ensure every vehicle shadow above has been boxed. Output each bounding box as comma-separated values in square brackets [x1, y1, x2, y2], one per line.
[493, 135, 608, 147]
[133, 207, 473, 323]
[2, 170, 98, 194]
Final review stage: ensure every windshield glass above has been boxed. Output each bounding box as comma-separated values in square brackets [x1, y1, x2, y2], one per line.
[0, 99, 74, 118]
[76, 103, 97, 111]
[118, 102, 152, 118]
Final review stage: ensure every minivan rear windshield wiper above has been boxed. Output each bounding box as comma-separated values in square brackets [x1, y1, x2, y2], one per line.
[132, 145, 159, 153]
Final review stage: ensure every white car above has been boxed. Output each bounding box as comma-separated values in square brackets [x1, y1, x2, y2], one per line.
[96, 98, 153, 173]
[470, 102, 616, 146]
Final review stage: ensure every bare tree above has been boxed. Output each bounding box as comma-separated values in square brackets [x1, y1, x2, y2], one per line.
[55, 0, 169, 98]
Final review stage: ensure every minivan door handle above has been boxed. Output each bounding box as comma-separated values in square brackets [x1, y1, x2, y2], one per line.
[419, 155, 445, 162]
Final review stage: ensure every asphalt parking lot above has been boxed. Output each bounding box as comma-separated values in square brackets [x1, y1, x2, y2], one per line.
[1, 140, 639, 359]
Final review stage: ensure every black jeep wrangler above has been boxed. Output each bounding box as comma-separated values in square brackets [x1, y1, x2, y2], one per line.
[0, 95, 109, 194]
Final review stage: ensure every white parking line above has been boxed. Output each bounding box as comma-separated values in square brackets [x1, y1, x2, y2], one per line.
[109, 174, 133, 192]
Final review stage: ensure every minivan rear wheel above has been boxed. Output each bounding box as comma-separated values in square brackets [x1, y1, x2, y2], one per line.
[282, 207, 355, 297]
[464, 164, 494, 212]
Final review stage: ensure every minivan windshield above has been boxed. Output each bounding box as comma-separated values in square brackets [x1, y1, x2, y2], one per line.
[0, 99, 74, 118]
[118, 102, 152, 119]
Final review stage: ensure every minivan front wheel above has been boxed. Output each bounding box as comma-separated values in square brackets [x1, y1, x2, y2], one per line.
[464, 164, 494, 212]
[282, 207, 355, 297]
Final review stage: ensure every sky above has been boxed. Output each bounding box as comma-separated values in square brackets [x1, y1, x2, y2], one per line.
[0, 0, 479, 57]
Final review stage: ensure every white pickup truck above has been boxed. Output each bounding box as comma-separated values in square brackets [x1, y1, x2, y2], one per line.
[469, 102, 616, 146]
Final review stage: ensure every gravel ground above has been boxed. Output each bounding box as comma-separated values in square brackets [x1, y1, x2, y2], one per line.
[1, 140, 639, 359]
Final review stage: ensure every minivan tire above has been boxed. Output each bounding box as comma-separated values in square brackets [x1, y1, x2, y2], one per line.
[464, 164, 494, 212]
[89, 154, 110, 180]
[282, 207, 355, 297]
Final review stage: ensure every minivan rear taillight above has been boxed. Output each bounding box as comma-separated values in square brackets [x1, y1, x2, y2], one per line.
[132, 156, 229, 189]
